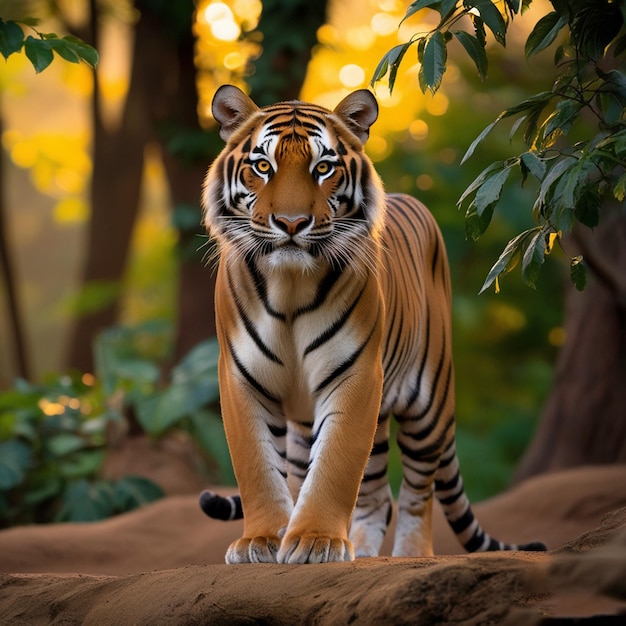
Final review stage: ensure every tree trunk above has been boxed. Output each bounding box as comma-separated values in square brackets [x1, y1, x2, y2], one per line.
[0, 113, 31, 380]
[515, 210, 626, 481]
[66, 4, 165, 371]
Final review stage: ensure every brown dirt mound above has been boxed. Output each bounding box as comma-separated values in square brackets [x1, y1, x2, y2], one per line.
[0, 465, 625, 624]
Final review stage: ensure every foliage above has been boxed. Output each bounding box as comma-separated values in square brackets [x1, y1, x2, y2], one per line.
[0, 325, 233, 527]
[373, 0, 626, 291]
[0, 372, 163, 526]
[95, 326, 233, 486]
[0, 16, 97, 73]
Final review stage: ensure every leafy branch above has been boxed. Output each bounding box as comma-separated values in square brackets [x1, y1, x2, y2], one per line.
[372, 0, 626, 291]
[0, 17, 98, 73]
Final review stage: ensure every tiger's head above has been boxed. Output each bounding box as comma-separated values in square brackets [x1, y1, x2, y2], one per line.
[203, 85, 385, 273]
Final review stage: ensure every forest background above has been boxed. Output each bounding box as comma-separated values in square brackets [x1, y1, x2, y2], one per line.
[0, 0, 620, 525]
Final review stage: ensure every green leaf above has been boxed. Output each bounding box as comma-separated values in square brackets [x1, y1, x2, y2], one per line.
[113, 476, 163, 512]
[535, 156, 577, 211]
[541, 99, 582, 143]
[613, 172, 626, 201]
[570, 256, 586, 291]
[461, 119, 498, 163]
[47, 38, 80, 63]
[479, 228, 540, 293]
[0, 19, 24, 59]
[573, 186, 600, 229]
[452, 30, 488, 81]
[465, 0, 507, 46]
[504, 0, 521, 15]
[458, 160, 504, 204]
[372, 42, 414, 91]
[464, 202, 495, 241]
[46, 433, 86, 457]
[56, 479, 114, 522]
[58, 450, 105, 479]
[520, 151, 546, 181]
[525, 12, 567, 58]
[521, 228, 546, 288]
[188, 410, 236, 485]
[23, 35, 54, 73]
[0, 440, 31, 490]
[419, 31, 447, 94]
[473, 164, 512, 214]
[62, 35, 98, 68]
[401, 0, 442, 24]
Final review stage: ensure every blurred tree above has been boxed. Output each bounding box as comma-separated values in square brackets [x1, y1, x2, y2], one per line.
[0, 12, 98, 380]
[66, 0, 328, 372]
[375, 0, 626, 477]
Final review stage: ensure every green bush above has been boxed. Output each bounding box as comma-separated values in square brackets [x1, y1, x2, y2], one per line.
[0, 324, 234, 528]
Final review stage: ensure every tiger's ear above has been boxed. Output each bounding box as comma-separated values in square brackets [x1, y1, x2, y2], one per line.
[212, 85, 259, 141]
[333, 90, 379, 144]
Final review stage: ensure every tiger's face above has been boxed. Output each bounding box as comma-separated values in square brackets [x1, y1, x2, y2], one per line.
[203, 86, 385, 273]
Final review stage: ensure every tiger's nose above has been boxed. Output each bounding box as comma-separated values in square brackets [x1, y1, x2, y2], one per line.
[271, 214, 313, 236]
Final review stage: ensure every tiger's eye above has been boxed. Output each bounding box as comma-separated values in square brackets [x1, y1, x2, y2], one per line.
[254, 159, 272, 175]
[314, 161, 333, 176]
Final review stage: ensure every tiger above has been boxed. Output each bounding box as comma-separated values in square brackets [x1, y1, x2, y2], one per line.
[200, 84, 546, 564]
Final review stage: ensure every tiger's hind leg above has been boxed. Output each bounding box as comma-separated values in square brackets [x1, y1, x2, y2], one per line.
[349, 414, 393, 558]
[391, 410, 454, 557]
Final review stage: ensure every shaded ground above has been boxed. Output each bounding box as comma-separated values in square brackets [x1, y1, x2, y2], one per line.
[0, 464, 625, 624]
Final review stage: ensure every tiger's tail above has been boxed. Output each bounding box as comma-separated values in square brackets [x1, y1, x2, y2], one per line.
[434, 441, 546, 552]
[199, 490, 243, 521]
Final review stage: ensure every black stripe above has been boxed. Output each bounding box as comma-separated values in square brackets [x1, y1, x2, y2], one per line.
[314, 321, 377, 393]
[245, 257, 286, 321]
[294, 268, 342, 318]
[267, 423, 286, 438]
[361, 466, 388, 482]
[304, 283, 365, 355]
[228, 339, 279, 403]
[286, 456, 309, 471]
[448, 508, 474, 535]
[371, 439, 389, 456]
[228, 269, 284, 365]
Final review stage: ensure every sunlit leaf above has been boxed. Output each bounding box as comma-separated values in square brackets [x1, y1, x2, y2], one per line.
[541, 98, 581, 142]
[464, 0, 507, 46]
[0, 19, 24, 59]
[452, 30, 488, 81]
[419, 31, 447, 94]
[525, 11, 567, 58]
[614, 172, 626, 201]
[570, 256, 586, 291]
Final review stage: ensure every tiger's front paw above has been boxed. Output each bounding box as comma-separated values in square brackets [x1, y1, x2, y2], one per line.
[225, 536, 281, 564]
[277, 533, 355, 564]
